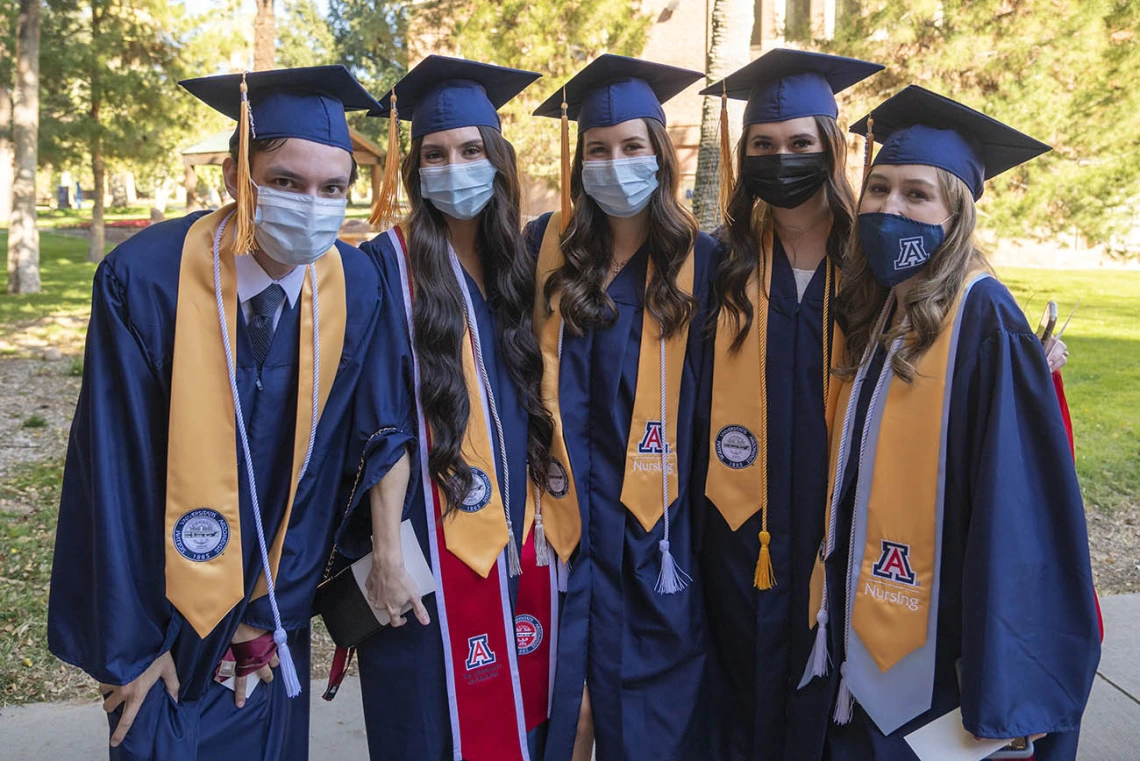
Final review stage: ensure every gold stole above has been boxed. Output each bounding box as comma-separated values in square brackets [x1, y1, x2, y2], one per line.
[807, 275, 980, 670]
[707, 227, 844, 588]
[165, 206, 345, 638]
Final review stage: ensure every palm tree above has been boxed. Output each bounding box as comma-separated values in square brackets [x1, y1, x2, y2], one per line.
[254, 0, 276, 71]
[692, 0, 755, 231]
[8, 0, 40, 293]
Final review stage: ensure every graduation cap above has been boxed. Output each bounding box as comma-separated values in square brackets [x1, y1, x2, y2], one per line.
[700, 48, 883, 125]
[850, 85, 1051, 200]
[532, 55, 703, 230]
[368, 55, 540, 229]
[180, 65, 381, 255]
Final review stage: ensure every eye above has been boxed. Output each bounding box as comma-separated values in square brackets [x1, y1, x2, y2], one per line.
[423, 149, 444, 162]
[868, 183, 888, 195]
[906, 189, 931, 202]
[752, 139, 772, 151]
[463, 145, 483, 158]
[587, 145, 607, 157]
[271, 177, 295, 189]
[322, 184, 346, 197]
[792, 138, 815, 151]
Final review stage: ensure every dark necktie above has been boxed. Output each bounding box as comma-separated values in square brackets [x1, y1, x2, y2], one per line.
[248, 283, 286, 366]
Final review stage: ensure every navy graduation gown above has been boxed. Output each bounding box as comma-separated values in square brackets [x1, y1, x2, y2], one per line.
[699, 239, 832, 761]
[812, 278, 1100, 761]
[351, 232, 542, 761]
[47, 212, 414, 761]
[526, 212, 716, 761]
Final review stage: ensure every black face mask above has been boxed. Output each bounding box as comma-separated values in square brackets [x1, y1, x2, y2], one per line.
[742, 152, 829, 209]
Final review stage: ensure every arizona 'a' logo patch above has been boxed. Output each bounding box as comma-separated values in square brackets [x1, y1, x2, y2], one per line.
[894, 237, 930, 270]
[465, 634, 497, 670]
[638, 421, 670, 454]
[871, 540, 918, 586]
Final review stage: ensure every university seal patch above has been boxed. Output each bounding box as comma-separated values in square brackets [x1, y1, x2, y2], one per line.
[173, 508, 230, 562]
[547, 459, 569, 499]
[514, 614, 543, 655]
[459, 468, 493, 513]
[715, 425, 758, 469]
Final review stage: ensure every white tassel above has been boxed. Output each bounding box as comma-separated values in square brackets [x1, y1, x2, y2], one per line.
[274, 628, 303, 698]
[507, 535, 522, 577]
[654, 540, 691, 594]
[534, 513, 551, 567]
[557, 559, 569, 593]
[833, 663, 854, 725]
[809, 608, 830, 678]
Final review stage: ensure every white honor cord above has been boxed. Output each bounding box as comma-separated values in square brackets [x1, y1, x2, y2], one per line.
[532, 321, 568, 569]
[450, 251, 520, 576]
[211, 213, 319, 698]
[655, 334, 689, 594]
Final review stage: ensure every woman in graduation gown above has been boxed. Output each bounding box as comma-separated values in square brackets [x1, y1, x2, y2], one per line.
[693, 50, 883, 761]
[798, 86, 1100, 761]
[47, 67, 415, 761]
[526, 55, 718, 761]
[347, 56, 562, 761]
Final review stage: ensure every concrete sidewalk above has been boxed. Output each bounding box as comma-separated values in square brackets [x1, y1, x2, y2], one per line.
[3, 595, 1138, 760]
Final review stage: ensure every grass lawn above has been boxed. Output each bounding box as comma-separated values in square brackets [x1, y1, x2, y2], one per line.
[1000, 267, 1140, 513]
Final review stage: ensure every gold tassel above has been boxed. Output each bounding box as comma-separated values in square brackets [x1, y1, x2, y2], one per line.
[559, 86, 571, 233]
[862, 116, 875, 183]
[754, 530, 776, 590]
[370, 92, 401, 230]
[232, 73, 257, 257]
[717, 81, 734, 225]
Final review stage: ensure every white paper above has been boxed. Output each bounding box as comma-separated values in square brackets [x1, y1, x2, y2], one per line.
[219, 674, 260, 699]
[350, 519, 435, 626]
[904, 708, 1014, 761]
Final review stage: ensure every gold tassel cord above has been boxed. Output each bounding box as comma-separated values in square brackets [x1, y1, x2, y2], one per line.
[753, 259, 775, 590]
[559, 86, 571, 233]
[862, 116, 875, 184]
[822, 259, 832, 405]
[232, 73, 257, 257]
[717, 81, 734, 225]
[370, 92, 401, 230]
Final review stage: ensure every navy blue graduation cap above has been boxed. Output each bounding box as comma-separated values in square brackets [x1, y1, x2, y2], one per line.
[369, 55, 541, 139]
[850, 85, 1051, 200]
[180, 65, 380, 154]
[532, 54, 702, 130]
[701, 48, 883, 126]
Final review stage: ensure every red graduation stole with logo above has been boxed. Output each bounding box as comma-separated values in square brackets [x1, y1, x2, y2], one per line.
[390, 227, 556, 761]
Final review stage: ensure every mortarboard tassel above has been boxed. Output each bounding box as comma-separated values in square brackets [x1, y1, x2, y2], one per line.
[232, 73, 257, 257]
[753, 268, 775, 591]
[754, 529, 776, 590]
[533, 485, 551, 567]
[717, 81, 735, 225]
[370, 92, 401, 230]
[833, 663, 855, 724]
[862, 116, 875, 183]
[559, 86, 571, 233]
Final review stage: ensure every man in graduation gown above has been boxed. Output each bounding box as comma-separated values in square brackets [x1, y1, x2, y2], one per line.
[46, 66, 415, 761]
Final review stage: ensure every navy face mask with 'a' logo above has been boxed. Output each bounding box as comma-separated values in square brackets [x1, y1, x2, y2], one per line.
[857, 212, 948, 288]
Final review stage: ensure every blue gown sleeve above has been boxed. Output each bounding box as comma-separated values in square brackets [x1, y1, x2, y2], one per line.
[957, 329, 1100, 739]
[334, 245, 418, 561]
[47, 260, 181, 686]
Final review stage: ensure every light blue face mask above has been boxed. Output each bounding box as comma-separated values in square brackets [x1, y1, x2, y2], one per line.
[581, 155, 660, 218]
[419, 159, 498, 220]
[253, 184, 347, 267]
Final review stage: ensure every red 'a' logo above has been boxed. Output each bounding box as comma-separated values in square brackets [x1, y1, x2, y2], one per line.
[871, 540, 917, 586]
[465, 634, 497, 670]
[638, 421, 669, 454]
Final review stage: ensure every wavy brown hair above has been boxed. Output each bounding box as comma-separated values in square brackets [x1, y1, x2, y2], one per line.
[713, 116, 855, 351]
[401, 126, 553, 511]
[544, 118, 698, 339]
[837, 167, 989, 384]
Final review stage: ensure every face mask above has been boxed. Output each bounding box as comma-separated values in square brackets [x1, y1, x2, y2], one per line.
[253, 184, 347, 267]
[581, 156, 659, 218]
[742, 152, 829, 209]
[857, 212, 948, 288]
[419, 159, 498, 220]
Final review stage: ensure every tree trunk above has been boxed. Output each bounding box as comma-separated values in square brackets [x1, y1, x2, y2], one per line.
[0, 88, 13, 225]
[7, 0, 41, 294]
[253, 0, 276, 71]
[692, 0, 754, 231]
[89, 145, 106, 262]
[184, 161, 199, 212]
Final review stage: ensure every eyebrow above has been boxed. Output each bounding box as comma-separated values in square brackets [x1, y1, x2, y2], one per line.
[585, 136, 646, 148]
[263, 165, 349, 187]
[421, 140, 484, 152]
[903, 178, 938, 191]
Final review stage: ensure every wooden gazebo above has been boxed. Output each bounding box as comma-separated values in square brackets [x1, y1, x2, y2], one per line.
[181, 127, 387, 211]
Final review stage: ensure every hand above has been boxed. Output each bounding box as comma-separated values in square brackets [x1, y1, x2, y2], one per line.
[100, 650, 179, 748]
[230, 623, 277, 709]
[1044, 335, 1069, 373]
[365, 554, 430, 628]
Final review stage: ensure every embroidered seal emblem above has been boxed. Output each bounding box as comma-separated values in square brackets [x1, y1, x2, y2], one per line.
[514, 614, 543, 656]
[173, 508, 230, 562]
[460, 468, 493, 513]
[547, 459, 569, 499]
[715, 425, 758, 469]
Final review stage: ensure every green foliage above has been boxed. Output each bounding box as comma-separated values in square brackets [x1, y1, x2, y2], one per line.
[278, 0, 339, 69]
[822, 0, 1140, 250]
[0, 230, 98, 343]
[326, 0, 407, 95]
[21, 414, 47, 429]
[67, 357, 82, 376]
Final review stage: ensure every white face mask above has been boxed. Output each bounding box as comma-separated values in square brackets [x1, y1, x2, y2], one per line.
[419, 159, 498, 220]
[581, 155, 660, 218]
[253, 184, 347, 267]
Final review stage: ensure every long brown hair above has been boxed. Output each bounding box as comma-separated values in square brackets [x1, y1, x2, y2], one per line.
[544, 118, 698, 339]
[401, 126, 553, 511]
[837, 168, 988, 384]
[713, 115, 855, 351]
